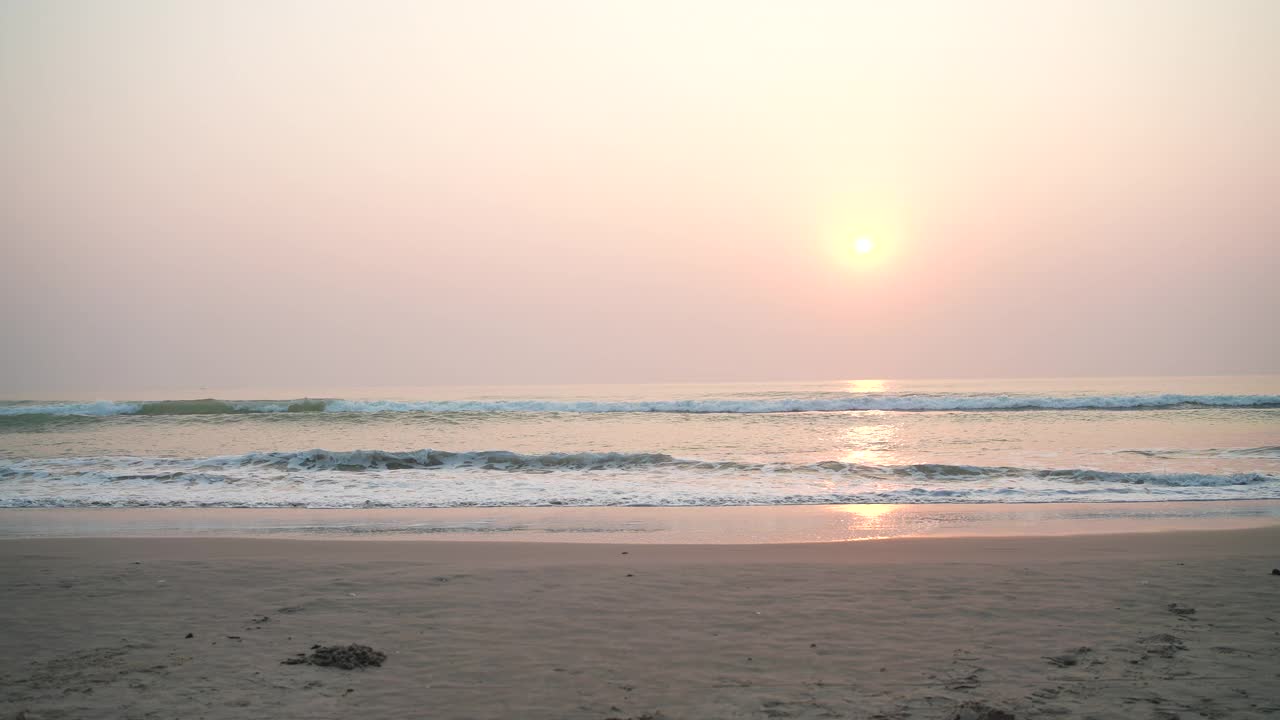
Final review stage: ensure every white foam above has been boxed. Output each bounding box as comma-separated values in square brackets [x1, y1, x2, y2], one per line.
[0, 401, 141, 416]
[2, 450, 1276, 508]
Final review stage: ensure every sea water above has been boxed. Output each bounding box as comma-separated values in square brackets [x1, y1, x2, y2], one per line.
[1, 376, 1277, 509]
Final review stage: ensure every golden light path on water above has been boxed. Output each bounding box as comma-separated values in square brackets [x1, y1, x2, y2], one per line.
[838, 422, 899, 466]
[825, 504, 912, 541]
[833, 504, 903, 522]
[845, 379, 888, 394]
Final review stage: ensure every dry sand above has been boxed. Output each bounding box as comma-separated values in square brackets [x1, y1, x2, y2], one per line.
[2, 527, 1279, 719]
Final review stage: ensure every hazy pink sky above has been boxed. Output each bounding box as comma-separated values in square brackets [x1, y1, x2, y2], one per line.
[2, 0, 1277, 395]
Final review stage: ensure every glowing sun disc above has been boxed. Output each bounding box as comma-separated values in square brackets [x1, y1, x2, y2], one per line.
[853, 237, 875, 254]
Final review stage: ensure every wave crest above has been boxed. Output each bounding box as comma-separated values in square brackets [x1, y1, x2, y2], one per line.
[202, 449, 682, 471]
[4, 448, 1274, 487]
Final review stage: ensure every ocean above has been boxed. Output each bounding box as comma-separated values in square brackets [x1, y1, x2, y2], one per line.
[2, 376, 1278, 510]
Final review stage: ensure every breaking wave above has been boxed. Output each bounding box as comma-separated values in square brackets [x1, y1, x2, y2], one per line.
[2, 449, 1277, 508]
[2, 393, 1279, 418]
[177, 450, 1280, 485]
[1118, 446, 1280, 459]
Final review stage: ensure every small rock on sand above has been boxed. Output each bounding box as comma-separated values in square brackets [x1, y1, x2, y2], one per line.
[1167, 603, 1196, 616]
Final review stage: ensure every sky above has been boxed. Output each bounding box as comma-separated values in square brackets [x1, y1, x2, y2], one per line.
[2, 0, 1278, 395]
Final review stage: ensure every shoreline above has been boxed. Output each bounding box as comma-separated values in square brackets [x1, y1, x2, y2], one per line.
[5, 524, 1279, 561]
[2, 498, 1279, 543]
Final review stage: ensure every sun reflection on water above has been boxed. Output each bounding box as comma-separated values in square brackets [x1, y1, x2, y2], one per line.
[834, 504, 902, 521]
[839, 423, 898, 465]
[826, 503, 906, 540]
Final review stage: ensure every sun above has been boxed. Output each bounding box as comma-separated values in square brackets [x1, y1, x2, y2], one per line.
[821, 220, 898, 270]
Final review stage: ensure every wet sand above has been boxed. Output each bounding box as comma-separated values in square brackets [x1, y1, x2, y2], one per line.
[3, 527, 1280, 719]
[3, 499, 1279, 543]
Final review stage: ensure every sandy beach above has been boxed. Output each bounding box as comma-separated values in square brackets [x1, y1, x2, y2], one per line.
[3, 526, 1279, 719]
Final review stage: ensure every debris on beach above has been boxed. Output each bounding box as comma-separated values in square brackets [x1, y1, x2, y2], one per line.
[947, 700, 1015, 720]
[283, 644, 387, 670]
[1271, 568, 1279, 576]
[1166, 603, 1196, 616]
